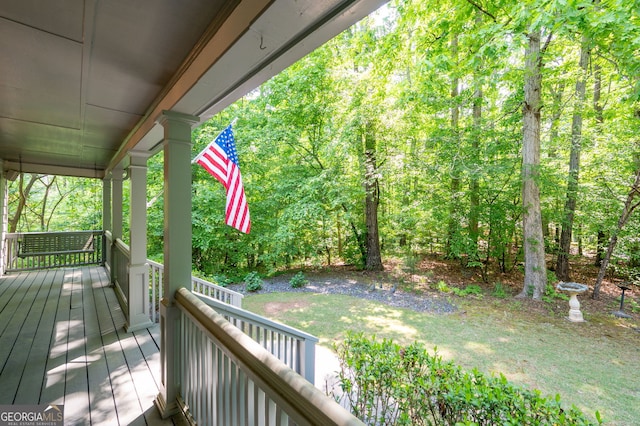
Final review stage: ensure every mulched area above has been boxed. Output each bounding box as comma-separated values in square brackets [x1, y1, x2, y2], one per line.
[228, 270, 458, 315]
[226, 254, 640, 326]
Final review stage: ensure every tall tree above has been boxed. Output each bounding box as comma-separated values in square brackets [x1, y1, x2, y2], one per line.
[593, 158, 640, 298]
[469, 9, 484, 256]
[8, 173, 38, 232]
[556, 34, 591, 280]
[363, 119, 383, 270]
[593, 58, 607, 268]
[446, 33, 461, 259]
[518, 29, 548, 300]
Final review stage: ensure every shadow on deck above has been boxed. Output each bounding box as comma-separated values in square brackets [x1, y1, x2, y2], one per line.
[0, 266, 174, 425]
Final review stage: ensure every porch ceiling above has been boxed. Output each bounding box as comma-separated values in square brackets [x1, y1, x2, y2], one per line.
[0, 0, 387, 179]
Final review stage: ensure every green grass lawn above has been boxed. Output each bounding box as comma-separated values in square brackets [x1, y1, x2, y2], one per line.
[243, 292, 640, 426]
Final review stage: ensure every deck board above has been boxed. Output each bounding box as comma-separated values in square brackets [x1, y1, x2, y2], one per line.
[0, 266, 174, 425]
[0, 270, 44, 402]
[14, 270, 63, 403]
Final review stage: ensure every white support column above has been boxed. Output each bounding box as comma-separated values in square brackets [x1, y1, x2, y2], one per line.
[111, 167, 124, 241]
[155, 111, 198, 418]
[0, 160, 6, 276]
[102, 175, 112, 234]
[102, 175, 111, 269]
[125, 151, 153, 332]
[111, 167, 124, 286]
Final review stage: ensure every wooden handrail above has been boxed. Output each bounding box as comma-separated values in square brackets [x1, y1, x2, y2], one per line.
[197, 293, 317, 382]
[176, 288, 364, 426]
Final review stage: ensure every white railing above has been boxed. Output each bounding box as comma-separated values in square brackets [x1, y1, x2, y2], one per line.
[3, 230, 105, 272]
[175, 288, 364, 426]
[104, 230, 113, 277]
[198, 293, 317, 383]
[147, 260, 243, 323]
[148, 259, 164, 324]
[112, 238, 130, 311]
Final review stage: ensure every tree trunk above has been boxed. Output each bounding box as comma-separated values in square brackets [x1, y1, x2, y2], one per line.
[518, 31, 547, 300]
[470, 88, 482, 254]
[8, 173, 38, 233]
[38, 176, 57, 231]
[363, 120, 383, 271]
[593, 60, 607, 267]
[336, 211, 343, 259]
[446, 34, 461, 259]
[556, 35, 590, 281]
[595, 230, 606, 267]
[593, 162, 640, 298]
[547, 82, 566, 159]
[469, 11, 482, 257]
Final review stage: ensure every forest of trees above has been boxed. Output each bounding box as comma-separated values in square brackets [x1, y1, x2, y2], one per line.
[8, 0, 640, 300]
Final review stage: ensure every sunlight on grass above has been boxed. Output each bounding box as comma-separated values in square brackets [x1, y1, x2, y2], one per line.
[243, 291, 640, 426]
[363, 315, 418, 339]
[339, 315, 354, 324]
[463, 341, 493, 355]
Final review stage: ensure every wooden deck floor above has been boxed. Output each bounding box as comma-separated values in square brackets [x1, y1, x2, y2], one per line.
[0, 266, 175, 425]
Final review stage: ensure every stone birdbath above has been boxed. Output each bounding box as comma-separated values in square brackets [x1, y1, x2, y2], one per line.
[556, 282, 589, 322]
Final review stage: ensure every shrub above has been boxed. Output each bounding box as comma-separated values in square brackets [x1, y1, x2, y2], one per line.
[244, 271, 263, 292]
[333, 332, 601, 426]
[289, 271, 308, 288]
[213, 274, 232, 287]
[452, 284, 483, 298]
[435, 280, 450, 292]
[493, 281, 508, 298]
[543, 282, 569, 303]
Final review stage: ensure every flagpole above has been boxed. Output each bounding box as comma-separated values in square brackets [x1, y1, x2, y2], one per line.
[191, 118, 238, 164]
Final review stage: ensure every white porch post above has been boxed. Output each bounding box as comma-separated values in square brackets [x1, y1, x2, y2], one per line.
[111, 167, 124, 241]
[102, 174, 112, 234]
[111, 167, 124, 285]
[125, 152, 153, 332]
[102, 175, 111, 269]
[155, 111, 198, 418]
[0, 160, 5, 276]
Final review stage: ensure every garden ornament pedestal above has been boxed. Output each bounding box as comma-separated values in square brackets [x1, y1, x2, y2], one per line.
[612, 284, 632, 319]
[556, 282, 588, 322]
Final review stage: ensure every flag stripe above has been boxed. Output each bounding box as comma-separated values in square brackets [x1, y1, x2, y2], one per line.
[197, 145, 228, 187]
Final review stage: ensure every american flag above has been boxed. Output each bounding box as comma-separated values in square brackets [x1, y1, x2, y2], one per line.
[193, 124, 251, 234]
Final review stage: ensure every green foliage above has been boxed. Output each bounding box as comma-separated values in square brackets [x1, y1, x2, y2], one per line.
[8, 0, 640, 290]
[213, 274, 232, 288]
[492, 281, 509, 299]
[289, 272, 308, 288]
[244, 271, 263, 292]
[543, 283, 570, 303]
[7, 175, 104, 232]
[435, 280, 450, 293]
[402, 250, 420, 276]
[451, 284, 484, 298]
[334, 333, 601, 426]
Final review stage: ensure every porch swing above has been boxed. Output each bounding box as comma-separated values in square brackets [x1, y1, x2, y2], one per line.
[17, 173, 98, 260]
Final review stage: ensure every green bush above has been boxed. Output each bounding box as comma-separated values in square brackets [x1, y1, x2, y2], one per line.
[452, 284, 483, 298]
[435, 280, 450, 293]
[289, 271, 308, 288]
[333, 332, 601, 426]
[213, 274, 232, 287]
[543, 282, 569, 303]
[244, 271, 263, 292]
[493, 281, 508, 298]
